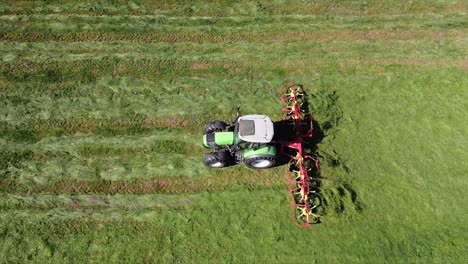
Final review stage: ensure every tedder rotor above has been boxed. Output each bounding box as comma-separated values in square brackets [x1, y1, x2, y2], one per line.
[202, 82, 321, 227]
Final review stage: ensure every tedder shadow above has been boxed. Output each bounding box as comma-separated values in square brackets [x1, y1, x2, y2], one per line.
[272, 84, 323, 167]
[271, 86, 325, 223]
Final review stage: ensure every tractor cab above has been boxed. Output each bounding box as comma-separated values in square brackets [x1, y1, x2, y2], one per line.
[237, 115, 274, 143]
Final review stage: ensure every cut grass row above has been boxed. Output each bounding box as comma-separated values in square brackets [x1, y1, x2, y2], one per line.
[1, 57, 465, 93]
[1, 66, 466, 132]
[1, 12, 466, 33]
[0, 193, 205, 211]
[1, 151, 208, 183]
[1, 127, 209, 183]
[0, 78, 281, 126]
[0, 166, 285, 194]
[1, 29, 465, 43]
[1, 39, 465, 58]
[2, 40, 466, 65]
[0, 0, 464, 16]
[1, 116, 200, 140]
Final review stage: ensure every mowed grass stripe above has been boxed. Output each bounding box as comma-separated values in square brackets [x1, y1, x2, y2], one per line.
[2, 150, 210, 183]
[0, 75, 282, 127]
[1, 39, 465, 58]
[2, 40, 465, 63]
[1, 132, 204, 164]
[2, 68, 466, 139]
[0, 29, 464, 43]
[1, 117, 200, 137]
[1, 12, 466, 33]
[0, 193, 205, 210]
[0, 168, 285, 194]
[0, 0, 465, 16]
[0, 118, 205, 146]
[1, 56, 465, 87]
[32, 132, 203, 153]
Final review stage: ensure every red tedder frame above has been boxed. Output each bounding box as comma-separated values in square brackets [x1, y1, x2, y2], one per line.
[279, 82, 320, 227]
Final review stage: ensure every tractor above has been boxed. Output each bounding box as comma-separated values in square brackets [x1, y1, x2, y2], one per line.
[202, 110, 278, 169]
[202, 83, 321, 226]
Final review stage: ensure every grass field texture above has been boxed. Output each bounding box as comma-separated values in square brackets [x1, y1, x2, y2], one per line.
[0, 0, 467, 263]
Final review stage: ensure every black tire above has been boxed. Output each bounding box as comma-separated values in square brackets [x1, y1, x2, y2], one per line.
[203, 121, 228, 134]
[203, 151, 231, 168]
[244, 156, 276, 169]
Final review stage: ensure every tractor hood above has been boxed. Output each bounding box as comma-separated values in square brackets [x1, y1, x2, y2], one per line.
[237, 115, 274, 143]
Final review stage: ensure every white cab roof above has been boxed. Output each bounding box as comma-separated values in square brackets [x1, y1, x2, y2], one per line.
[238, 115, 274, 143]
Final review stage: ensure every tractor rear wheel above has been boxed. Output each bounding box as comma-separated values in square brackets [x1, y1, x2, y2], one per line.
[203, 151, 231, 168]
[204, 121, 228, 134]
[244, 156, 276, 169]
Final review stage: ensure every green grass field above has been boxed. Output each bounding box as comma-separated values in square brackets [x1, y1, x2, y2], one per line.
[0, 0, 467, 263]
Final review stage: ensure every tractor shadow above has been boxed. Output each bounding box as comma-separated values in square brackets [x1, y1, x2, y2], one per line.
[272, 118, 324, 167]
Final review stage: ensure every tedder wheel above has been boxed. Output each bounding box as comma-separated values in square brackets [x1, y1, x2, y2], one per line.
[203, 121, 228, 134]
[244, 156, 276, 169]
[203, 151, 231, 168]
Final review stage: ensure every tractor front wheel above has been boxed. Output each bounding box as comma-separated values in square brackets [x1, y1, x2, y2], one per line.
[204, 121, 228, 134]
[203, 151, 231, 168]
[244, 156, 276, 169]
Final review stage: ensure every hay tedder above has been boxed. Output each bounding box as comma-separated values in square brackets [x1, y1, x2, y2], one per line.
[202, 83, 321, 226]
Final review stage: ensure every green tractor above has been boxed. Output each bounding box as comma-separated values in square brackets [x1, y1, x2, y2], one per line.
[202, 110, 277, 169]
